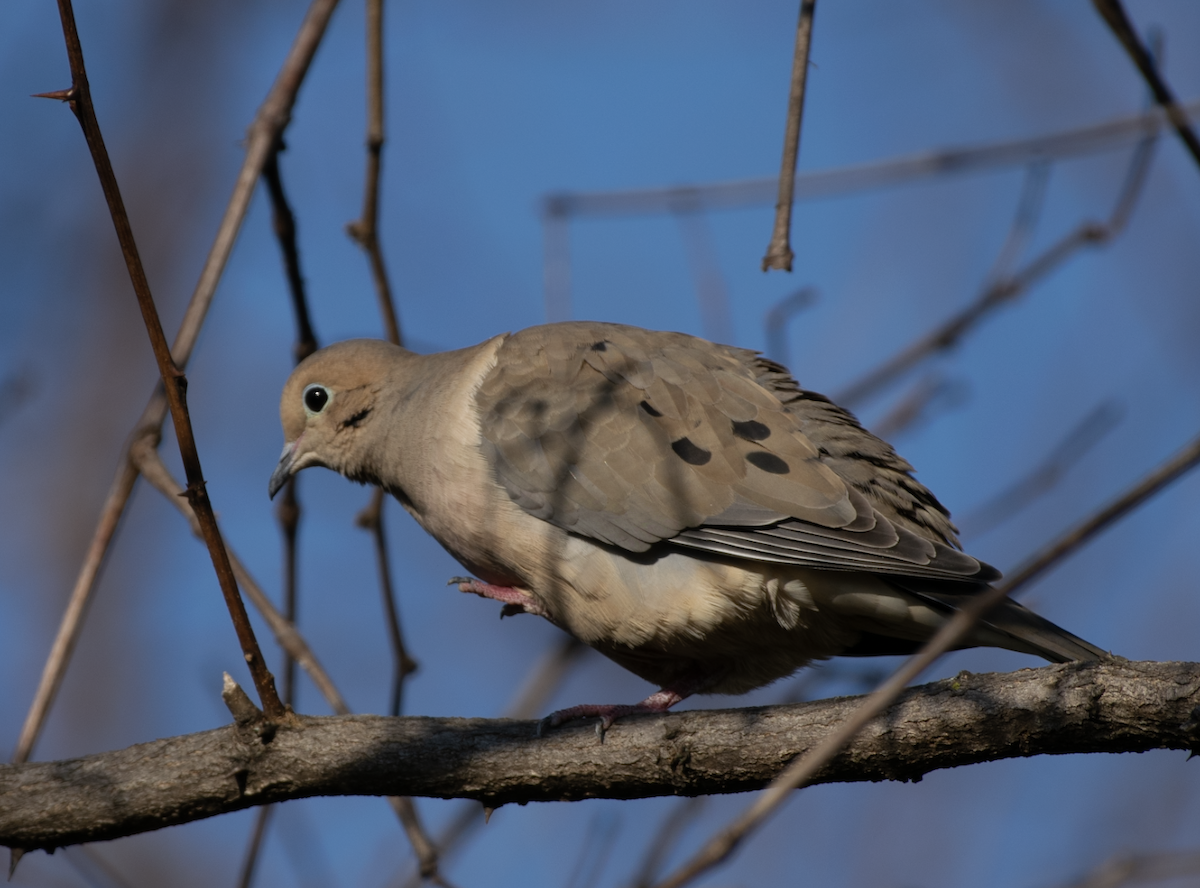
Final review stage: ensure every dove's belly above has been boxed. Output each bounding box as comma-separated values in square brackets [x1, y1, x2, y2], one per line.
[494, 529, 881, 695]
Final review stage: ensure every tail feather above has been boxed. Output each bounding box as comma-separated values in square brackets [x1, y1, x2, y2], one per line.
[887, 578, 1108, 663]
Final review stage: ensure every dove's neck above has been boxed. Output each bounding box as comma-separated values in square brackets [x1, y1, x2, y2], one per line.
[371, 334, 508, 529]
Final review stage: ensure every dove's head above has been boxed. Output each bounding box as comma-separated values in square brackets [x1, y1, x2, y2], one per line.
[269, 339, 402, 499]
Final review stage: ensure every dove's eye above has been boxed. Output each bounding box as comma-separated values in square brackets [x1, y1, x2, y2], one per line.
[303, 384, 330, 415]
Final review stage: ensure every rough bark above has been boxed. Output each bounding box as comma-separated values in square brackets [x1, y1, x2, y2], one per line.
[2, 659, 1197, 851]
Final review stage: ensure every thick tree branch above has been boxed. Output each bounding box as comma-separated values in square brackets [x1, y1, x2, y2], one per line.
[2, 660, 1196, 852]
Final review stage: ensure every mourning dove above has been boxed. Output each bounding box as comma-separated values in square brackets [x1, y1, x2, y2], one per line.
[269, 321, 1105, 728]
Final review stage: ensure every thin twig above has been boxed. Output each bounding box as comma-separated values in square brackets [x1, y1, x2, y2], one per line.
[671, 191, 734, 342]
[12, 0, 342, 765]
[1061, 848, 1200, 888]
[239, 135, 321, 888]
[346, 0, 401, 346]
[131, 440, 350, 714]
[236, 804, 275, 888]
[0, 368, 37, 432]
[48, 0, 284, 719]
[763, 286, 817, 366]
[959, 400, 1124, 539]
[633, 799, 708, 888]
[541, 101, 1198, 219]
[650, 429, 1200, 888]
[341, 3, 448, 880]
[985, 162, 1051, 286]
[357, 489, 419, 717]
[130, 440, 455, 883]
[263, 141, 319, 365]
[62, 846, 137, 888]
[564, 812, 621, 888]
[396, 638, 587, 888]
[543, 197, 573, 322]
[762, 0, 817, 272]
[869, 372, 967, 440]
[1092, 0, 1200, 169]
[835, 113, 1159, 409]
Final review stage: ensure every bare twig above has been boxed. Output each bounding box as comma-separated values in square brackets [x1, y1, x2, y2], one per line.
[396, 638, 587, 888]
[869, 372, 967, 440]
[650, 428, 1200, 888]
[346, 0, 401, 346]
[762, 0, 817, 272]
[131, 441, 350, 714]
[633, 799, 708, 888]
[13, 0, 342, 765]
[0, 367, 37, 432]
[541, 101, 1198, 219]
[341, 4, 448, 880]
[959, 400, 1124, 539]
[671, 191, 734, 342]
[835, 114, 1159, 409]
[236, 804, 275, 888]
[1061, 848, 1200, 888]
[47, 0, 284, 719]
[263, 142, 319, 365]
[130, 440, 454, 883]
[357, 489, 419, 718]
[985, 162, 1051, 285]
[564, 812, 621, 888]
[62, 846, 137, 888]
[10, 452, 141, 766]
[763, 286, 817, 366]
[241, 135, 321, 888]
[1092, 0, 1200, 169]
[543, 197, 573, 322]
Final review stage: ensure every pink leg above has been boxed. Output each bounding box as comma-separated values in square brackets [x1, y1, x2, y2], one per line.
[450, 576, 550, 619]
[541, 669, 720, 739]
[541, 688, 686, 738]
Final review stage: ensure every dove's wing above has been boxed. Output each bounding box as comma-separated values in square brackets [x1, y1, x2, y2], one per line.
[477, 322, 997, 582]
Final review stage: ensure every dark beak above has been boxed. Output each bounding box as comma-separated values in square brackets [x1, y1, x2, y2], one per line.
[268, 443, 297, 500]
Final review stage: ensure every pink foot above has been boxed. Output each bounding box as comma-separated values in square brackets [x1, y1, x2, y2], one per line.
[450, 576, 550, 619]
[540, 688, 686, 740]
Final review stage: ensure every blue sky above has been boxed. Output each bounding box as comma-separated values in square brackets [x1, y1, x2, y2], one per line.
[2, 2, 1199, 886]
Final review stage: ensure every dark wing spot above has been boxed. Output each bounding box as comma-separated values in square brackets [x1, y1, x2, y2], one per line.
[746, 451, 790, 474]
[671, 437, 711, 466]
[639, 400, 663, 417]
[732, 419, 770, 441]
[341, 408, 372, 429]
[590, 340, 608, 352]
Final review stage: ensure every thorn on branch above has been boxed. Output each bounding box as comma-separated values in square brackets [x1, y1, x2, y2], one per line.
[31, 87, 76, 102]
[222, 673, 262, 729]
[8, 848, 27, 880]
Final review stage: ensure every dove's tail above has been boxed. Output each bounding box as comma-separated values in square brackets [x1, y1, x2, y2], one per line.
[839, 578, 1108, 663]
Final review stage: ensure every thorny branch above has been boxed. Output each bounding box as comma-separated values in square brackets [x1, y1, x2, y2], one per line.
[46, 0, 284, 720]
[0, 659, 1195, 851]
[762, 0, 817, 272]
[130, 440, 451, 884]
[651, 427, 1200, 888]
[130, 441, 350, 715]
[12, 0, 343, 767]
